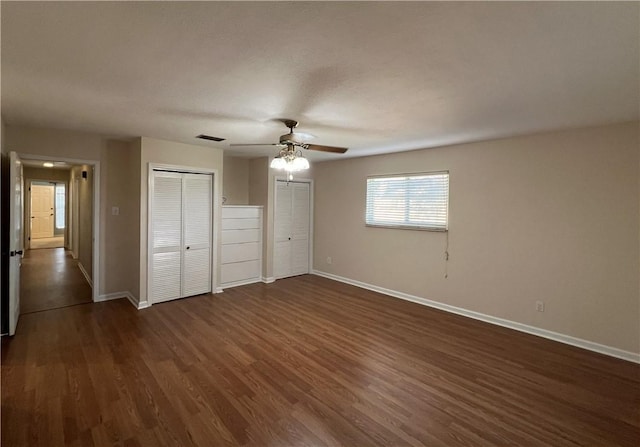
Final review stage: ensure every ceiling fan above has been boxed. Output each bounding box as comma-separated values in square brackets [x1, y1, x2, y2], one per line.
[230, 119, 349, 154]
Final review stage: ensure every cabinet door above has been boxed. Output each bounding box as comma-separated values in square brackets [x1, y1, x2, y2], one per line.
[151, 172, 183, 303]
[182, 173, 212, 297]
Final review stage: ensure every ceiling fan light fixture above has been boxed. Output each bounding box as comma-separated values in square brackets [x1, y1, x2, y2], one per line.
[270, 149, 310, 176]
[291, 156, 309, 171]
[270, 156, 286, 170]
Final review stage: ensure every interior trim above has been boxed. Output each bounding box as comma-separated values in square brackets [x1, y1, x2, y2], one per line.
[77, 262, 93, 288]
[312, 270, 640, 364]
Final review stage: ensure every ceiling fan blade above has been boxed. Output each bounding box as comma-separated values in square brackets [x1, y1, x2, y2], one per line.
[305, 144, 348, 154]
[229, 143, 284, 147]
[293, 131, 316, 141]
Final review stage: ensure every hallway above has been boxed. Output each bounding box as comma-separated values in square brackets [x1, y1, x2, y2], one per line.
[20, 248, 92, 314]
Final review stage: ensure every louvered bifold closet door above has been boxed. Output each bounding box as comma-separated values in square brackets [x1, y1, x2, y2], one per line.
[151, 172, 183, 303]
[183, 173, 212, 297]
[290, 182, 310, 275]
[274, 181, 293, 279]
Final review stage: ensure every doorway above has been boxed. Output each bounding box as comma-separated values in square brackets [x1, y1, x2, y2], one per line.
[147, 168, 215, 305]
[20, 162, 93, 314]
[3, 154, 100, 335]
[273, 179, 312, 279]
[29, 181, 66, 249]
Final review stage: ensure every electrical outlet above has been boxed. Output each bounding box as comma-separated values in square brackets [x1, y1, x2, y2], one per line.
[536, 300, 545, 312]
[111, 206, 120, 216]
[326, 256, 332, 265]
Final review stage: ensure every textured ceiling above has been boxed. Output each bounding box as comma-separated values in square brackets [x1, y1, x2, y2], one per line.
[2, 2, 638, 160]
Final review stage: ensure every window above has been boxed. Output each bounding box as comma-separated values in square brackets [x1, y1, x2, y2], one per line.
[55, 184, 65, 229]
[366, 171, 449, 231]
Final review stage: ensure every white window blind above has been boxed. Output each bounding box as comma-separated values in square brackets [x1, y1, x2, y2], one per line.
[366, 172, 449, 231]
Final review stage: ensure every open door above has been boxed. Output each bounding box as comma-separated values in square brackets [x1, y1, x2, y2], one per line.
[8, 151, 23, 335]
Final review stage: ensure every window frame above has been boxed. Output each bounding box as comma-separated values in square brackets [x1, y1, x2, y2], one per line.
[365, 170, 449, 232]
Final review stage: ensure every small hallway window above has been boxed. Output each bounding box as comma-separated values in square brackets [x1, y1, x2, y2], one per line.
[55, 183, 65, 229]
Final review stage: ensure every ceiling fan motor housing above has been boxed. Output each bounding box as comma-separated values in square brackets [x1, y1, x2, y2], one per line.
[279, 132, 306, 145]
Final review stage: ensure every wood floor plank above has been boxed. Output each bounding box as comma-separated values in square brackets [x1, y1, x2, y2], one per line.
[2, 273, 639, 446]
[20, 248, 92, 314]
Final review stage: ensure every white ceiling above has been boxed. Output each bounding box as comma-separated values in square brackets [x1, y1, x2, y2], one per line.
[21, 159, 71, 170]
[2, 2, 638, 161]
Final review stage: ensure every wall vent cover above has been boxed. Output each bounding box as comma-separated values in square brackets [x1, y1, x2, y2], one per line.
[196, 134, 226, 142]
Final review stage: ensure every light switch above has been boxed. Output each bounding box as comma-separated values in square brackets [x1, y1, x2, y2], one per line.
[111, 206, 120, 216]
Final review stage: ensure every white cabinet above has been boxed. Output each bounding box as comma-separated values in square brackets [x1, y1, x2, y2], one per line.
[274, 181, 310, 279]
[150, 171, 212, 304]
[221, 206, 263, 288]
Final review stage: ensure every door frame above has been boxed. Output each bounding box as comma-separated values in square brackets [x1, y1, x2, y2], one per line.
[16, 153, 101, 302]
[272, 176, 314, 279]
[71, 178, 79, 259]
[147, 163, 219, 306]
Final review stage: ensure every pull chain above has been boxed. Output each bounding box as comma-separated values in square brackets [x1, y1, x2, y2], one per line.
[444, 230, 449, 279]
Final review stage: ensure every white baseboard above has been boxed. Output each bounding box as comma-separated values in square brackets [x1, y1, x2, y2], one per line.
[312, 270, 640, 364]
[77, 262, 93, 288]
[96, 291, 148, 309]
[215, 287, 224, 293]
[262, 276, 275, 284]
[136, 299, 150, 310]
[95, 292, 129, 302]
[221, 277, 262, 290]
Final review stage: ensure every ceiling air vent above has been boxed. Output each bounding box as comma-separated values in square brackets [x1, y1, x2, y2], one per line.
[196, 134, 226, 142]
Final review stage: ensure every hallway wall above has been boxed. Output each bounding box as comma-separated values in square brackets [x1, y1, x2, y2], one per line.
[70, 165, 94, 282]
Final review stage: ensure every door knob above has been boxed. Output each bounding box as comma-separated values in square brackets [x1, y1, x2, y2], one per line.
[186, 246, 190, 250]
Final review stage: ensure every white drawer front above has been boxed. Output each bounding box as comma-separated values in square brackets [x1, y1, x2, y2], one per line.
[222, 218, 260, 230]
[222, 242, 261, 263]
[222, 228, 261, 244]
[221, 260, 261, 284]
[222, 207, 261, 219]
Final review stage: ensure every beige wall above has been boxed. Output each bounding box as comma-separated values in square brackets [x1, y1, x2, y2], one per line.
[6, 125, 105, 160]
[248, 157, 270, 278]
[1, 118, 6, 154]
[139, 137, 224, 305]
[70, 165, 94, 280]
[102, 140, 140, 298]
[313, 122, 640, 354]
[222, 156, 250, 205]
[23, 167, 71, 243]
[23, 167, 70, 183]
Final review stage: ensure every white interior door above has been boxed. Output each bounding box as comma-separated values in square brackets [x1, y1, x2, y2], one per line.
[9, 151, 24, 336]
[151, 172, 183, 304]
[30, 184, 55, 239]
[274, 181, 293, 279]
[150, 170, 213, 304]
[291, 182, 310, 275]
[274, 180, 310, 279]
[182, 173, 212, 297]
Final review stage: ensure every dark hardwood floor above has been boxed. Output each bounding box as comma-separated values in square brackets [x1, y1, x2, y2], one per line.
[2, 275, 639, 446]
[20, 248, 92, 314]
